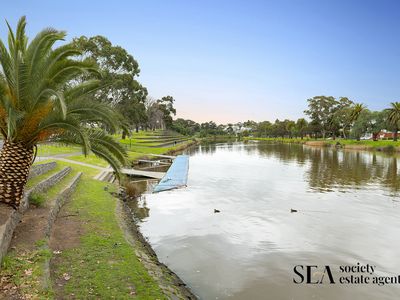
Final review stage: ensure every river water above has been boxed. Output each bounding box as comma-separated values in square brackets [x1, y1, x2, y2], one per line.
[132, 142, 400, 300]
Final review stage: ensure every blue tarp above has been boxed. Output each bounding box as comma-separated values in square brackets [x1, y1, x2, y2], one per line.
[153, 155, 189, 193]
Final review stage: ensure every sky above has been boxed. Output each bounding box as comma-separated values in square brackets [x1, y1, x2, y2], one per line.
[1, 0, 399, 124]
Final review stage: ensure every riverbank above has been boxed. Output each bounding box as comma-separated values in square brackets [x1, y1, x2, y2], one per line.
[0, 130, 198, 299]
[245, 137, 400, 152]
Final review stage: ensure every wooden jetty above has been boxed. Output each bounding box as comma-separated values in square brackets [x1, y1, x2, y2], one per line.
[147, 154, 176, 159]
[137, 159, 171, 165]
[119, 168, 165, 179]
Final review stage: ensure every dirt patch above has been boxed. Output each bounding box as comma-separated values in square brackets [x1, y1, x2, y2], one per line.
[48, 209, 84, 251]
[0, 278, 24, 300]
[0, 205, 52, 300]
[10, 206, 49, 250]
[48, 201, 85, 299]
[304, 141, 329, 146]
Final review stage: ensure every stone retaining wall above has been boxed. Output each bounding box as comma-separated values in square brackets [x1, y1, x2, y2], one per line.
[29, 167, 71, 199]
[28, 162, 57, 180]
[0, 167, 71, 265]
[45, 172, 82, 237]
[0, 205, 21, 266]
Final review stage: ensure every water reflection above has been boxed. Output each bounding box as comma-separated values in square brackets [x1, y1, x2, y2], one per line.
[133, 143, 400, 300]
[124, 180, 153, 221]
[207, 142, 400, 195]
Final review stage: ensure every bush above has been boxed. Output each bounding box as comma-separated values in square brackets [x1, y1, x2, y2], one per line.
[124, 182, 140, 198]
[29, 192, 46, 207]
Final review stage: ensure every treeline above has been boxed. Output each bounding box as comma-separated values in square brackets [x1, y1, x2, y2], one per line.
[172, 96, 400, 141]
[172, 120, 226, 136]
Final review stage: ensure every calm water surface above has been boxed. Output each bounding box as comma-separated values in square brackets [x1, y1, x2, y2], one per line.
[132, 142, 400, 300]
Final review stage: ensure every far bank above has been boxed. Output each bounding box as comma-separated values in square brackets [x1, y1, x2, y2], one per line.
[244, 137, 400, 152]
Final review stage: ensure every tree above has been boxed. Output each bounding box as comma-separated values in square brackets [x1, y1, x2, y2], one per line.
[386, 102, 400, 141]
[256, 121, 272, 137]
[172, 118, 200, 135]
[350, 109, 372, 140]
[72, 36, 147, 136]
[296, 118, 308, 139]
[117, 87, 148, 135]
[0, 17, 126, 208]
[145, 97, 164, 130]
[304, 96, 338, 138]
[339, 102, 365, 138]
[72, 35, 140, 104]
[333, 97, 354, 138]
[349, 103, 365, 123]
[370, 111, 387, 141]
[157, 96, 176, 129]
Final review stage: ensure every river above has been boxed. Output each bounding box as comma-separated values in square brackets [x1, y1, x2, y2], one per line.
[131, 142, 400, 300]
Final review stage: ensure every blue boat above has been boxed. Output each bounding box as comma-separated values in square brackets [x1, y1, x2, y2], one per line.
[153, 155, 189, 193]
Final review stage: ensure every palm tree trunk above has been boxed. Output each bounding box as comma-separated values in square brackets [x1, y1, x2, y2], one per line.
[0, 141, 34, 209]
[394, 129, 398, 142]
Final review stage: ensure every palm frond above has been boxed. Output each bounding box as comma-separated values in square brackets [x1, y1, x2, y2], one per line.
[64, 79, 102, 100]
[88, 130, 127, 165]
[67, 99, 119, 132]
[0, 17, 128, 174]
[32, 116, 90, 155]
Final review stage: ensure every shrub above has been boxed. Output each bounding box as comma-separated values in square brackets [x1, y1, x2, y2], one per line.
[29, 193, 46, 207]
[124, 182, 140, 198]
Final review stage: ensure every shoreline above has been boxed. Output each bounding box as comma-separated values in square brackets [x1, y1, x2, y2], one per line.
[245, 137, 400, 153]
[121, 138, 199, 299]
[117, 200, 198, 299]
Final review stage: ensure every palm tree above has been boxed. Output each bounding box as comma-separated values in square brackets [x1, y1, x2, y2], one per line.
[0, 17, 127, 208]
[349, 103, 365, 124]
[386, 102, 400, 141]
[340, 103, 364, 139]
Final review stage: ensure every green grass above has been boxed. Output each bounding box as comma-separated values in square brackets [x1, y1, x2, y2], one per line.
[127, 151, 147, 161]
[54, 176, 167, 299]
[66, 154, 109, 167]
[29, 192, 47, 207]
[245, 137, 400, 149]
[1, 247, 54, 299]
[34, 131, 194, 169]
[44, 168, 79, 200]
[26, 163, 65, 189]
[2, 160, 167, 299]
[37, 144, 81, 156]
[1, 131, 193, 299]
[323, 139, 400, 147]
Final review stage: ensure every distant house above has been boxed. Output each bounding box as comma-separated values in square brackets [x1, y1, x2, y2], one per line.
[223, 125, 252, 134]
[360, 133, 373, 140]
[376, 130, 397, 140]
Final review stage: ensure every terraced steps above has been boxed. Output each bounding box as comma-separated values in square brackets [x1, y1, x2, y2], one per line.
[28, 161, 57, 180]
[0, 161, 59, 264]
[0, 166, 82, 298]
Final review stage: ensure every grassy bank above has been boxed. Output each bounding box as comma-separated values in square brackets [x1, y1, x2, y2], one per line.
[1, 130, 197, 299]
[63, 130, 196, 166]
[51, 173, 166, 299]
[245, 137, 400, 151]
